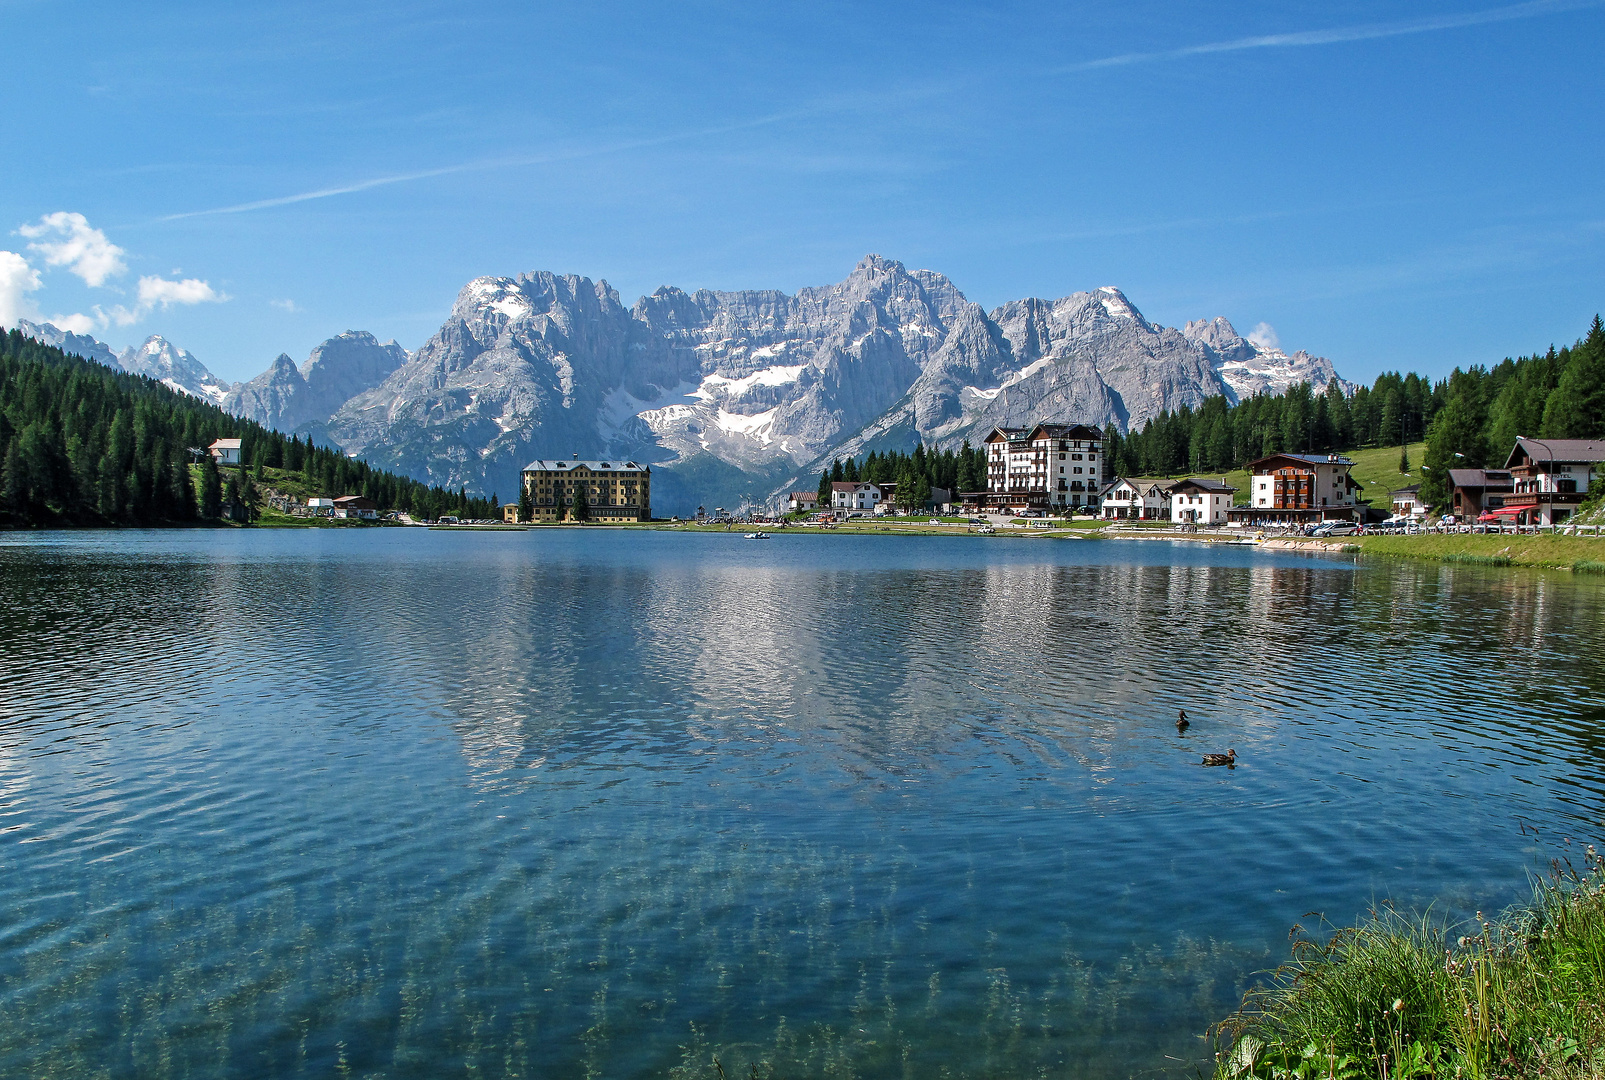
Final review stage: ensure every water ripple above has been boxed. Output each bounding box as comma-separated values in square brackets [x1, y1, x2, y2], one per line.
[0, 529, 1602, 1078]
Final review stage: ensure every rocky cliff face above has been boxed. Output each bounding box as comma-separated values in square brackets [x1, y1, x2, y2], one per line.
[223, 331, 407, 437]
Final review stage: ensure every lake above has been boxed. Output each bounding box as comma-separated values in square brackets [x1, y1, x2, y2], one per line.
[2, 528, 1602, 1079]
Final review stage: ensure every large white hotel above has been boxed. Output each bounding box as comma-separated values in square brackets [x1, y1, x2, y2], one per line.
[963, 423, 1109, 514]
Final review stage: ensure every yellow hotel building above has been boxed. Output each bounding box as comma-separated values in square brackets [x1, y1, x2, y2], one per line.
[520, 458, 651, 522]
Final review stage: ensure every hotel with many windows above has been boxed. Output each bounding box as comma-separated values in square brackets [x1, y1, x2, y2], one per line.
[519, 458, 651, 522]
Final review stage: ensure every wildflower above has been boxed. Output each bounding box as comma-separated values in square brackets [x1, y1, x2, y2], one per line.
[1393, 999, 1405, 1013]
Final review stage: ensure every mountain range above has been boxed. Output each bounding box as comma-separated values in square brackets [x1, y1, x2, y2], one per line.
[14, 257, 1348, 515]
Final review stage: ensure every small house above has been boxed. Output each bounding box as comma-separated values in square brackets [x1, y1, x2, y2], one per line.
[208, 438, 242, 466]
[1390, 485, 1427, 519]
[830, 481, 882, 511]
[1170, 478, 1236, 524]
[1100, 478, 1176, 520]
[331, 495, 378, 521]
[788, 491, 819, 512]
[1448, 469, 1514, 521]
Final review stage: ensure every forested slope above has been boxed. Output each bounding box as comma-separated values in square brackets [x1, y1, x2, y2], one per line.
[0, 330, 495, 528]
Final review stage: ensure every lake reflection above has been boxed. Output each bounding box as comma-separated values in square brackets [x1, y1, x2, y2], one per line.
[1, 529, 1602, 1079]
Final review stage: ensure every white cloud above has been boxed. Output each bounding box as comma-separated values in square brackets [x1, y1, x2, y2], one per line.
[4, 212, 226, 334]
[17, 211, 127, 287]
[0, 250, 42, 327]
[138, 275, 225, 308]
[270, 298, 299, 312]
[1247, 322, 1281, 351]
[46, 311, 99, 335]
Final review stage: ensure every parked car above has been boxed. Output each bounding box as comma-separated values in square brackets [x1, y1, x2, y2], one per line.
[1313, 522, 1359, 537]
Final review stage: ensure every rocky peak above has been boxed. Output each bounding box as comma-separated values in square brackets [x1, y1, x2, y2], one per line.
[119, 335, 232, 405]
[301, 331, 408, 407]
[13, 319, 122, 369]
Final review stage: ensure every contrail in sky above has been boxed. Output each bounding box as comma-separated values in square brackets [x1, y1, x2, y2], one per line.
[153, 109, 816, 223]
[1050, 0, 1601, 74]
[155, 0, 1597, 222]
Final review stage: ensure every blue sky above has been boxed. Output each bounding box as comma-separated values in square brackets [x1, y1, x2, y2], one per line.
[2, 0, 1601, 385]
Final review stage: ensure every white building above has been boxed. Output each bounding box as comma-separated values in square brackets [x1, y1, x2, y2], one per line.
[830, 481, 882, 511]
[1390, 486, 1427, 519]
[976, 423, 1106, 513]
[1170, 478, 1236, 524]
[1100, 478, 1176, 520]
[1500, 437, 1605, 525]
[208, 438, 242, 466]
[787, 491, 819, 512]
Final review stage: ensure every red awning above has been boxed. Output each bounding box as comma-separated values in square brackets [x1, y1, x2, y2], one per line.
[1478, 507, 1524, 521]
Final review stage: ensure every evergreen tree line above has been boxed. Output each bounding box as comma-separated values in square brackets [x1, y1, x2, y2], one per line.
[1108, 372, 1439, 479]
[1109, 314, 1605, 508]
[816, 442, 989, 509]
[0, 329, 496, 527]
[1418, 315, 1605, 505]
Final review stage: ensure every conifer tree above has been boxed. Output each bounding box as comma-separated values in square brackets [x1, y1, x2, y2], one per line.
[200, 455, 223, 519]
[1541, 315, 1605, 438]
[517, 480, 533, 524]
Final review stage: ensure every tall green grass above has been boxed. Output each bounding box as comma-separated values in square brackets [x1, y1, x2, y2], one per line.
[1441, 552, 1514, 566]
[1213, 849, 1605, 1079]
[1573, 560, 1605, 575]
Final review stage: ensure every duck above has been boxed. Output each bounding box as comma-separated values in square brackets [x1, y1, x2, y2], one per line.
[1176, 709, 1189, 733]
[1201, 749, 1236, 767]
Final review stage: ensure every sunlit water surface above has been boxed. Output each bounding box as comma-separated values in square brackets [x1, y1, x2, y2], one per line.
[2, 529, 1602, 1079]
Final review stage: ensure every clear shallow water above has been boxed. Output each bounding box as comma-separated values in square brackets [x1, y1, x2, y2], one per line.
[2, 529, 1603, 1079]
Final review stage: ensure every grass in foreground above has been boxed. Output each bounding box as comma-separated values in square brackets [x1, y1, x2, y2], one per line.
[1348, 533, 1605, 572]
[1213, 849, 1605, 1080]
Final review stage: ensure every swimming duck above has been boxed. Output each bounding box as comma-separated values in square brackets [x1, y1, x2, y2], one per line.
[1176, 709, 1189, 732]
[1201, 749, 1236, 767]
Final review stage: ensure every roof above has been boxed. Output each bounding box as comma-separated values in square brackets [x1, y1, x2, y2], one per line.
[332, 495, 375, 506]
[1245, 452, 1355, 471]
[1505, 438, 1605, 468]
[209, 438, 242, 449]
[788, 491, 818, 499]
[1448, 468, 1514, 489]
[983, 423, 1105, 444]
[1390, 485, 1422, 496]
[522, 459, 648, 473]
[1103, 477, 1173, 495]
[830, 481, 876, 492]
[1171, 477, 1237, 494]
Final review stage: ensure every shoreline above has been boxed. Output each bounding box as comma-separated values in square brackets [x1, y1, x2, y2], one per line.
[8, 519, 1605, 574]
